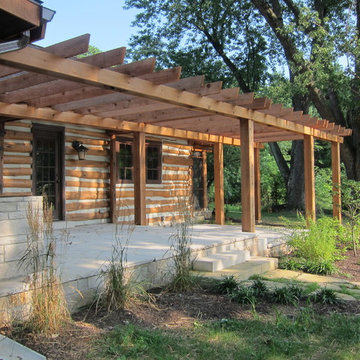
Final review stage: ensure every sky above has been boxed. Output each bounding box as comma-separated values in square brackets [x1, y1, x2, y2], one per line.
[37, 1, 139, 52]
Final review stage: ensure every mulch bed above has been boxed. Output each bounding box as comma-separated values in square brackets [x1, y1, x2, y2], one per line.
[335, 250, 360, 282]
[1, 251, 360, 360]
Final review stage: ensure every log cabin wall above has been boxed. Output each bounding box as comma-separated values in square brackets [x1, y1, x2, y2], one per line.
[2, 121, 193, 225]
[3, 120, 33, 196]
[116, 139, 193, 225]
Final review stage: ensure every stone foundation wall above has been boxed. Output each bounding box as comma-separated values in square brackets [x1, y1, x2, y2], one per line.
[0, 196, 43, 281]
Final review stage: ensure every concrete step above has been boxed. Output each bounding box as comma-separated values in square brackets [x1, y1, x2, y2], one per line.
[192, 249, 250, 272]
[193, 256, 278, 280]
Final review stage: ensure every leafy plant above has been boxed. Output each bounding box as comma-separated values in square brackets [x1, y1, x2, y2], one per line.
[215, 275, 238, 295]
[251, 279, 270, 299]
[271, 287, 300, 305]
[310, 288, 341, 305]
[230, 285, 256, 305]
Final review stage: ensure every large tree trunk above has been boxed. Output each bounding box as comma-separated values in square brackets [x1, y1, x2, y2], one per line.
[287, 140, 305, 210]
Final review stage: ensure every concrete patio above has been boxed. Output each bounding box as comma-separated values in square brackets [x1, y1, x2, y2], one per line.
[0, 222, 287, 319]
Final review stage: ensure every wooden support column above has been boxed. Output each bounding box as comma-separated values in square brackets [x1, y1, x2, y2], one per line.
[240, 118, 255, 232]
[254, 147, 262, 223]
[331, 141, 342, 223]
[109, 134, 117, 223]
[133, 132, 146, 225]
[202, 151, 208, 209]
[214, 142, 224, 225]
[304, 135, 316, 225]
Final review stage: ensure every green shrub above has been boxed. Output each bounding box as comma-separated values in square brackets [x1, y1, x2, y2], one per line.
[230, 285, 256, 305]
[303, 259, 338, 275]
[287, 217, 344, 263]
[215, 275, 238, 295]
[310, 288, 340, 305]
[271, 286, 300, 305]
[279, 256, 339, 275]
[250, 279, 270, 299]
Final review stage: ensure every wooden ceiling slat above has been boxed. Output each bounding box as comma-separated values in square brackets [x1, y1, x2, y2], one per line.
[53, 68, 183, 112]
[28, 58, 157, 108]
[76, 75, 206, 116]
[0, 34, 91, 79]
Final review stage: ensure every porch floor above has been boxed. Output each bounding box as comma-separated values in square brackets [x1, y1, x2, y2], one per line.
[56, 223, 285, 283]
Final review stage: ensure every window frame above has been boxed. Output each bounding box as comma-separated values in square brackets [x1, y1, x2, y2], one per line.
[115, 138, 162, 184]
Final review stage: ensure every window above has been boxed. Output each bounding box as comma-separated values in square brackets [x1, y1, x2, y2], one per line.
[117, 142, 133, 182]
[116, 139, 162, 183]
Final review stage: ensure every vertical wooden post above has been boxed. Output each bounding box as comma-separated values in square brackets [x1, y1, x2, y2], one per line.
[331, 141, 342, 223]
[133, 132, 146, 225]
[109, 134, 117, 223]
[240, 118, 255, 232]
[202, 151, 208, 209]
[0, 122, 3, 195]
[304, 135, 316, 225]
[254, 147, 262, 223]
[214, 142, 224, 225]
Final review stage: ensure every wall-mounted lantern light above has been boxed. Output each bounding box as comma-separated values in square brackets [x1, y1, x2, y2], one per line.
[72, 141, 88, 160]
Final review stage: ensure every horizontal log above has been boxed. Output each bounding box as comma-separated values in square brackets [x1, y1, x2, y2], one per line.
[65, 136, 109, 146]
[3, 168, 32, 176]
[163, 166, 190, 172]
[163, 174, 190, 181]
[4, 155, 32, 164]
[116, 190, 190, 198]
[66, 170, 109, 179]
[3, 179, 32, 187]
[66, 191, 109, 200]
[66, 180, 109, 188]
[66, 211, 110, 221]
[65, 127, 109, 139]
[0, 192, 33, 197]
[163, 142, 193, 150]
[4, 143, 32, 153]
[5, 121, 31, 128]
[4, 130, 32, 141]
[66, 200, 109, 212]
[66, 160, 109, 168]
[162, 148, 191, 156]
[163, 156, 192, 166]
[65, 147, 109, 157]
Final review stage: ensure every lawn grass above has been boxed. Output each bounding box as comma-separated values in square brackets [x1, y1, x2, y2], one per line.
[90, 310, 360, 359]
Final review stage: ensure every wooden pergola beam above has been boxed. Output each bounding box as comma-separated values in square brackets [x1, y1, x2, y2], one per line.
[254, 147, 261, 223]
[202, 151, 208, 209]
[214, 142, 224, 225]
[0, 102, 242, 146]
[304, 135, 316, 225]
[0, 0, 41, 27]
[0, 34, 91, 79]
[331, 141, 342, 222]
[0, 47, 343, 143]
[134, 132, 146, 225]
[240, 119, 255, 232]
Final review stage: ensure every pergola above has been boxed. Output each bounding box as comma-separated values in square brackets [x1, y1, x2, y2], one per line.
[0, 34, 351, 232]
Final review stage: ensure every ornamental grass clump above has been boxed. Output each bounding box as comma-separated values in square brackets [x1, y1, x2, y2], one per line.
[19, 199, 70, 335]
[168, 196, 194, 292]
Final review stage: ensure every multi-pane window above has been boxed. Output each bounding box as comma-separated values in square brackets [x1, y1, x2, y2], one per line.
[116, 139, 161, 183]
[117, 143, 133, 181]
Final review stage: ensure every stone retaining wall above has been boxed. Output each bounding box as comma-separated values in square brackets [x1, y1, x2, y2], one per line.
[0, 196, 43, 281]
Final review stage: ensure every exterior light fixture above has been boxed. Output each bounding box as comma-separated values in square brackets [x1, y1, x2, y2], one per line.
[72, 141, 88, 160]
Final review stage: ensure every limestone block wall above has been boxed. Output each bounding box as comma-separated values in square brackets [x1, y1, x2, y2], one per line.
[0, 196, 43, 281]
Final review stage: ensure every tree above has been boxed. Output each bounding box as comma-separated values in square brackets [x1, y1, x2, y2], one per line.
[124, 0, 358, 209]
[251, 0, 360, 180]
